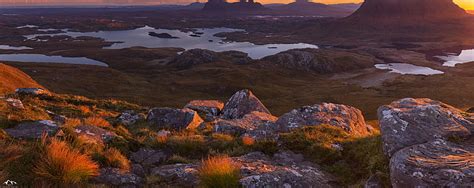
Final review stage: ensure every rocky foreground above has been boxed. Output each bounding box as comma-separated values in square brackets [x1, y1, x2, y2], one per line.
[1, 85, 472, 187]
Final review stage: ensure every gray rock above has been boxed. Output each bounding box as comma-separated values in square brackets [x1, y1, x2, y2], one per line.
[184, 100, 224, 121]
[131, 164, 146, 177]
[151, 163, 200, 187]
[378, 98, 472, 157]
[276, 103, 371, 136]
[73, 125, 117, 145]
[6, 98, 24, 109]
[130, 148, 169, 169]
[15, 88, 49, 96]
[365, 174, 383, 188]
[94, 168, 143, 187]
[173, 49, 219, 67]
[147, 107, 203, 130]
[117, 110, 145, 126]
[236, 151, 334, 188]
[390, 139, 474, 188]
[214, 111, 277, 136]
[5, 120, 58, 139]
[221, 89, 271, 119]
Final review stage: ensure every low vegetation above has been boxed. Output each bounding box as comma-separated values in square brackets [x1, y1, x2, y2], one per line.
[199, 155, 241, 188]
[0, 91, 388, 187]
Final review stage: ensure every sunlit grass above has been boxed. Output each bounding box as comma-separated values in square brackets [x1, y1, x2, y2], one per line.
[199, 155, 241, 188]
[103, 147, 130, 172]
[83, 116, 111, 127]
[33, 138, 99, 184]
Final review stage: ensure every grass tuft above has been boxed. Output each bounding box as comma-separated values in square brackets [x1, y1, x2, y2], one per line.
[84, 116, 111, 127]
[103, 147, 130, 172]
[199, 155, 241, 188]
[33, 138, 99, 184]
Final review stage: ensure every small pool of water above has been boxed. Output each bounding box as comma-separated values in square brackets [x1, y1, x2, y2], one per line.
[0, 45, 32, 50]
[0, 54, 107, 67]
[26, 26, 318, 59]
[436, 49, 474, 67]
[375, 63, 444, 75]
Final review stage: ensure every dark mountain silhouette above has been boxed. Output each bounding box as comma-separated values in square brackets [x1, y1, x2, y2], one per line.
[269, 1, 354, 17]
[203, 0, 266, 12]
[348, 0, 468, 20]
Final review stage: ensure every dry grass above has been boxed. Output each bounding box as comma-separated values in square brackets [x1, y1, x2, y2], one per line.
[33, 138, 99, 184]
[241, 135, 255, 146]
[77, 106, 91, 115]
[0, 63, 43, 95]
[199, 155, 241, 188]
[103, 148, 130, 172]
[64, 118, 81, 128]
[0, 141, 25, 182]
[83, 116, 111, 127]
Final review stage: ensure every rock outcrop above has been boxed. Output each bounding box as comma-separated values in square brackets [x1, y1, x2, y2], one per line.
[151, 163, 200, 187]
[94, 168, 143, 187]
[147, 107, 203, 130]
[390, 139, 474, 187]
[379, 98, 474, 187]
[15, 88, 49, 96]
[276, 103, 371, 136]
[214, 111, 277, 135]
[261, 49, 375, 73]
[171, 49, 251, 68]
[221, 89, 271, 119]
[130, 148, 169, 169]
[5, 120, 59, 139]
[6, 98, 24, 109]
[184, 100, 224, 121]
[378, 98, 472, 157]
[73, 125, 117, 145]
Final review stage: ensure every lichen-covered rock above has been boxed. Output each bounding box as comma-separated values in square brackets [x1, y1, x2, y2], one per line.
[130, 148, 169, 169]
[117, 110, 145, 126]
[390, 139, 474, 188]
[147, 107, 203, 130]
[5, 120, 58, 139]
[184, 100, 224, 121]
[236, 151, 334, 188]
[221, 89, 271, 119]
[151, 163, 200, 187]
[214, 111, 277, 136]
[276, 103, 371, 136]
[15, 88, 49, 96]
[94, 168, 143, 187]
[6, 98, 24, 109]
[73, 125, 117, 145]
[378, 98, 472, 157]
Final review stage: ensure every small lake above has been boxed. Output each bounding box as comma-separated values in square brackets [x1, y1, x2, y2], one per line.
[375, 63, 444, 75]
[0, 45, 32, 50]
[436, 49, 474, 67]
[0, 54, 108, 67]
[25, 26, 318, 59]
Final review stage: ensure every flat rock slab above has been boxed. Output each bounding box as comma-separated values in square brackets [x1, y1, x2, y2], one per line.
[74, 125, 117, 145]
[5, 120, 58, 139]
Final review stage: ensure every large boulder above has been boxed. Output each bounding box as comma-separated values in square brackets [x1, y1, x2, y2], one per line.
[390, 139, 474, 187]
[73, 125, 117, 145]
[221, 89, 271, 119]
[94, 168, 143, 187]
[147, 108, 203, 130]
[276, 103, 371, 136]
[214, 111, 277, 136]
[378, 98, 472, 157]
[237, 151, 335, 188]
[5, 120, 59, 139]
[184, 100, 224, 121]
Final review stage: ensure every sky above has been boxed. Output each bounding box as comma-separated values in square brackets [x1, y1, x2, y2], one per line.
[0, 0, 473, 10]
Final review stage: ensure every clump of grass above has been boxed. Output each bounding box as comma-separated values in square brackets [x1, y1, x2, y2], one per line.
[241, 135, 255, 146]
[166, 154, 192, 164]
[77, 106, 91, 115]
[63, 118, 81, 128]
[103, 147, 130, 172]
[167, 134, 208, 158]
[84, 116, 111, 127]
[33, 138, 99, 184]
[199, 155, 241, 188]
